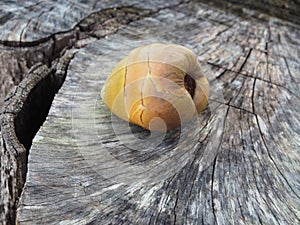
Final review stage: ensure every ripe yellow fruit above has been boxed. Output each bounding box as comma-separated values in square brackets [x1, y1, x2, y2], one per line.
[101, 43, 209, 131]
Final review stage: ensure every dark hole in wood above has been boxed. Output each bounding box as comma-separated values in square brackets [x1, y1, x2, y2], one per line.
[14, 71, 66, 151]
[184, 74, 196, 98]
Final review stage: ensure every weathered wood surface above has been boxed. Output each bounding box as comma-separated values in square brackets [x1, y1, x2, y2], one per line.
[1, 0, 300, 224]
[1, 1, 154, 223]
[0, 0, 177, 107]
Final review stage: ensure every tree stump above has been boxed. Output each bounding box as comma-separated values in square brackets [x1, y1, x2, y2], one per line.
[1, 1, 300, 224]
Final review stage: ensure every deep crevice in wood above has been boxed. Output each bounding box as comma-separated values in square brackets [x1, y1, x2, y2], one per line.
[1, 65, 63, 224]
[14, 70, 62, 151]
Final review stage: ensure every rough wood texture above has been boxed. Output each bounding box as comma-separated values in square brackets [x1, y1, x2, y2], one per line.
[1, 0, 300, 224]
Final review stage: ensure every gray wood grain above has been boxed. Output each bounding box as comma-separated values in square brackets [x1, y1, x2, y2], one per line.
[1, 0, 300, 224]
[0, 0, 181, 42]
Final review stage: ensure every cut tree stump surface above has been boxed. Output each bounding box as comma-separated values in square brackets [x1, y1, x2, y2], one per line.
[1, 0, 300, 225]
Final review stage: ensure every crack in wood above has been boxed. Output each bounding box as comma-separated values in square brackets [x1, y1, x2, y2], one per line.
[0, 7, 153, 48]
[173, 189, 179, 225]
[210, 105, 230, 224]
[283, 56, 297, 84]
[251, 65, 300, 201]
[210, 99, 255, 115]
[210, 156, 218, 224]
[245, 113, 276, 223]
[247, 132, 279, 224]
[207, 61, 299, 98]
[238, 48, 253, 74]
